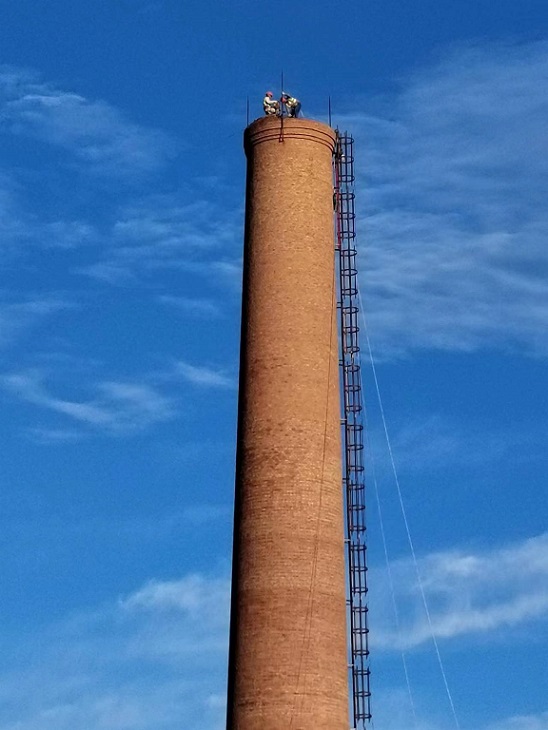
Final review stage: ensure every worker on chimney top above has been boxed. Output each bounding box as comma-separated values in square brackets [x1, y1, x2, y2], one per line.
[282, 92, 301, 118]
[263, 91, 280, 116]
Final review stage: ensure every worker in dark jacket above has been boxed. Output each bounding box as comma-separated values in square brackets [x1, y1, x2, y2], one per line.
[282, 92, 301, 118]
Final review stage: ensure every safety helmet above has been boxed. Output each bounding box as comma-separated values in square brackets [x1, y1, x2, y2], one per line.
[266, 91, 273, 97]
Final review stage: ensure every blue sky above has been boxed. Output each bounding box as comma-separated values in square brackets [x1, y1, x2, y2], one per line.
[0, 1, 547, 728]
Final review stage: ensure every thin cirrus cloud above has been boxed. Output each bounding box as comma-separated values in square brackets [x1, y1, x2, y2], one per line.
[370, 531, 548, 651]
[0, 172, 98, 255]
[0, 369, 176, 434]
[0, 298, 73, 348]
[120, 574, 230, 627]
[0, 68, 242, 282]
[0, 360, 234, 438]
[157, 295, 222, 319]
[369, 414, 539, 474]
[485, 712, 548, 730]
[0, 67, 239, 290]
[173, 360, 235, 389]
[76, 195, 243, 285]
[342, 41, 548, 359]
[0, 572, 229, 730]
[370, 689, 548, 730]
[0, 66, 174, 177]
[5, 44, 548, 357]
[0, 566, 544, 730]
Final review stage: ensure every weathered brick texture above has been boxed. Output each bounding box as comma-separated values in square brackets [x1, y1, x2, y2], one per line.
[226, 116, 349, 730]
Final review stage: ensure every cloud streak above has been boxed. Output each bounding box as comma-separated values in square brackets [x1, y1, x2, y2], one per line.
[368, 414, 541, 474]
[121, 574, 230, 628]
[0, 298, 73, 348]
[342, 41, 548, 358]
[173, 361, 234, 389]
[0, 567, 542, 730]
[371, 532, 548, 650]
[486, 712, 548, 730]
[0, 573, 229, 730]
[77, 195, 242, 288]
[0, 369, 175, 434]
[0, 67, 174, 177]
[157, 295, 222, 319]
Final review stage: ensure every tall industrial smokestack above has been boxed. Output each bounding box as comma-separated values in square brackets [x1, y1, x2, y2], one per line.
[226, 116, 349, 730]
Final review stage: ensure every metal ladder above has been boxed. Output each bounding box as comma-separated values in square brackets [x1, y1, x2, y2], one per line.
[334, 131, 372, 729]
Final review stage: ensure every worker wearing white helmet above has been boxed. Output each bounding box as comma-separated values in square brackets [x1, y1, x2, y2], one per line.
[281, 92, 301, 118]
[263, 91, 280, 116]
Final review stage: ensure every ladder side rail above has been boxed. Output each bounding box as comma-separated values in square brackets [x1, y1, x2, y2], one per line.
[339, 145, 364, 726]
[336, 132, 371, 728]
[335, 137, 362, 726]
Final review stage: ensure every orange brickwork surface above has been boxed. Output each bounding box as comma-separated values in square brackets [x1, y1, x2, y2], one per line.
[226, 116, 349, 730]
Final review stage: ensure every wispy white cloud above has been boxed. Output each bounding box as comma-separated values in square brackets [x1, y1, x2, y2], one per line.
[157, 295, 222, 318]
[0, 566, 543, 730]
[76, 261, 136, 285]
[370, 414, 539, 473]
[77, 195, 242, 287]
[40, 219, 97, 249]
[0, 68, 240, 293]
[25, 426, 84, 444]
[340, 41, 548, 358]
[112, 199, 236, 251]
[390, 416, 503, 470]
[1, 506, 231, 547]
[0, 206, 97, 254]
[371, 532, 548, 650]
[0, 369, 175, 434]
[0, 67, 174, 177]
[367, 689, 548, 730]
[209, 259, 242, 289]
[486, 712, 548, 730]
[121, 574, 229, 625]
[0, 298, 72, 347]
[0, 163, 98, 258]
[364, 686, 445, 730]
[173, 360, 234, 388]
[0, 572, 228, 730]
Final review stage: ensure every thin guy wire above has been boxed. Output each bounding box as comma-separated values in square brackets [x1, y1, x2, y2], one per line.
[362, 403, 418, 726]
[357, 285, 461, 730]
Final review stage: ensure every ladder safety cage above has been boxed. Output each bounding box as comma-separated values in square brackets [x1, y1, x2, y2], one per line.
[333, 131, 372, 729]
